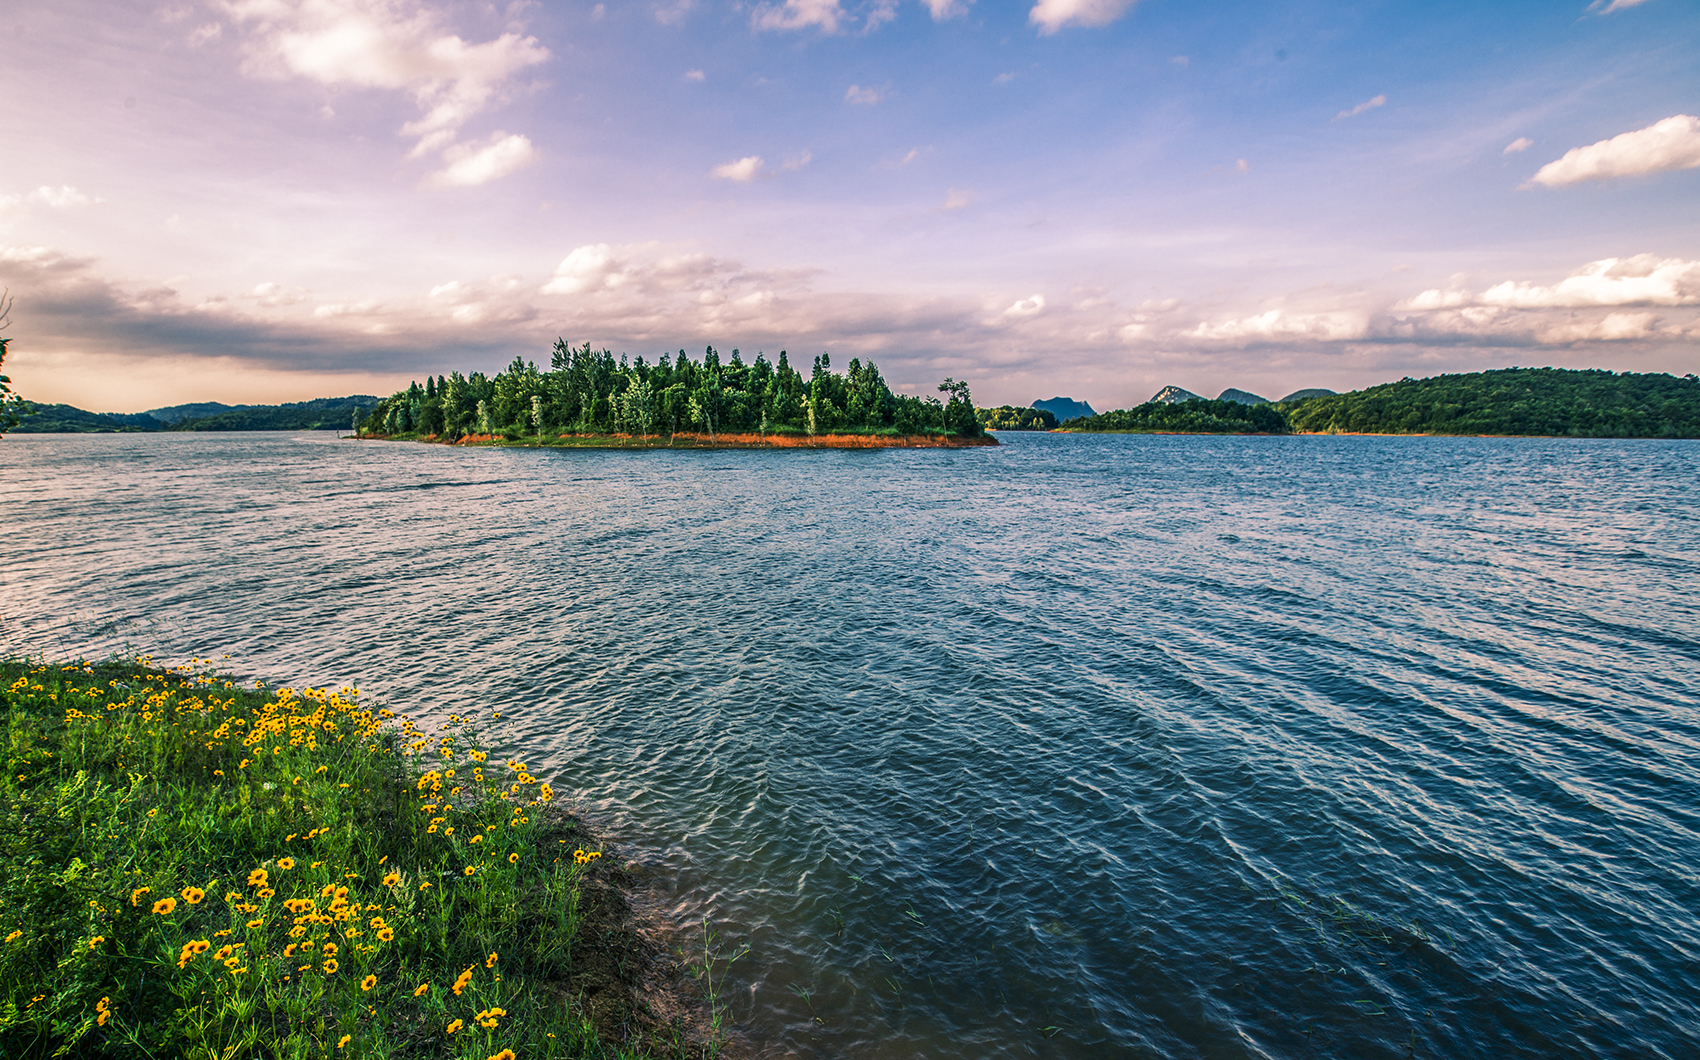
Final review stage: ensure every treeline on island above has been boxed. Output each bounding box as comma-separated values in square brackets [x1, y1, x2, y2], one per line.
[1031, 368, 1699, 438]
[361, 341, 982, 440]
[8, 397, 380, 433]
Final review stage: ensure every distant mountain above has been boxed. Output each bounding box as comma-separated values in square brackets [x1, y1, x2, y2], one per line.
[1032, 396, 1095, 422]
[170, 396, 381, 432]
[9, 404, 163, 433]
[145, 401, 248, 425]
[1150, 386, 1203, 404]
[1278, 388, 1337, 403]
[1217, 388, 1270, 405]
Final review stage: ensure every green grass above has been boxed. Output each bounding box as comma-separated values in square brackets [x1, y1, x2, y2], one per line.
[0, 657, 675, 1060]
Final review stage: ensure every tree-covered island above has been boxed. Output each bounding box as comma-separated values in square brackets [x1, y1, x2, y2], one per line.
[359, 341, 991, 448]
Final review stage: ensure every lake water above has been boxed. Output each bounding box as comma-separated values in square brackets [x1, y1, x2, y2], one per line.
[3, 431, 1697, 1059]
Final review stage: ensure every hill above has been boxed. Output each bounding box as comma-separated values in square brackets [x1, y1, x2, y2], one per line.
[1283, 368, 1700, 438]
[170, 396, 380, 431]
[1033, 396, 1095, 421]
[146, 401, 249, 424]
[1151, 385, 1203, 404]
[10, 404, 164, 433]
[1059, 398, 1287, 434]
[978, 405, 1058, 431]
[1218, 388, 1270, 405]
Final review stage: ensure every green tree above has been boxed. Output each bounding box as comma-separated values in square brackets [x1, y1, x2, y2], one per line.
[0, 291, 28, 437]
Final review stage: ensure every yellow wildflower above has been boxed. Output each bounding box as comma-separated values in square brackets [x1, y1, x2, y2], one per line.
[88, 936, 105, 949]
[382, 870, 401, 887]
[337, 1035, 351, 1049]
[361, 974, 377, 991]
[276, 857, 295, 870]
[129, 887, 150, 907]
[322, 958, 338, 974]
[485, 951, 499, 968]
[152, 897, 178, 915]
[446, 1019, 464, 1035]
[181, 886, 205, 905]
[451, 966, 474, 995]
[413, 982, 430, 997]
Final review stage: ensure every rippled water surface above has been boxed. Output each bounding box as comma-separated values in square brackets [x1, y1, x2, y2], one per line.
[4, 431, 1699, 1059]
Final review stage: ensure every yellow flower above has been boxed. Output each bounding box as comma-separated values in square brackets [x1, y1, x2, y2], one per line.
[475, 1006, 507, 1028]
[322, 958, 338, 974]
[247, 918, 264, 929]
[451, 967, 474, 995]
[382, 871, 400, 887]
[489, 1050, 517, 1060]
[446, 1019, 464, 1035]
[276, 857, 295, 870]
[181, 887, 205, 905]
[247, 868, 268, 888]
[464, 865, 476, 876]
[470, 834, 483, 844]
[4, 931, 20, 943]
[485, 951, 499, 968]
[337, 1035, 351, 1049]
[89, 936, 105, 949]
[508, 853, 519, 864]
[152, 897, 178, 915]
[361, 974, 377, 991]
[413, 982, 430, 997]
[377, 927, 395, 942]
[147, 808, 159, 818]
[129, 887, 150, 907]
[95, 996, 111, 1026]
[257, 888, 275, 899]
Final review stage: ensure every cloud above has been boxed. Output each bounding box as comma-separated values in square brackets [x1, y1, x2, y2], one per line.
[2, 186, 106, 215]
[1589, 0, 1654, 12]
[1028, 0, 1137, 33]
[653, 0, 695, 25]
[920, 0, 969, 18]
[1537, 311, 1658, 343]
[1003, 294, 1045, 318]
[993, 71, 1016, 84]
[1332, 94, 1386, 122]
[219, 0, 549, 159]
[1235, 158, 1249, 174]
[750, 0, 844, 32]
[780, 151, 812, 172]
[1399, 256, 1700, 310]
[710, 155, 765, 182]
[940, 187, 973, 211]
[1184, 309, 1366, 342]
[845, 83, 888, 105]
[1503, 137, 1533, 155]
[684, 69, 705, 81]
[1527, 114, 1700, 187]
[429, 132, 537, 187]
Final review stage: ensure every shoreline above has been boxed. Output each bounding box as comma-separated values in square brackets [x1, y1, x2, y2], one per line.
[359, 430, 997, 449]
[0, 656, 720, 1058]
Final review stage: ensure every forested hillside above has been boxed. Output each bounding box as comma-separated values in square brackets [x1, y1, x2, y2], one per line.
[1060, 398, 1288, 434]
[9, 404, 163, 433]
[1284, 368, 1700, 437]
[360, 342, 982, 440]
[170, 396, 379, 431]
[978, 405, 1058, 430]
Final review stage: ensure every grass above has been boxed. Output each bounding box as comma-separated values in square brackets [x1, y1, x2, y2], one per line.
[0, 656, 692, 1060]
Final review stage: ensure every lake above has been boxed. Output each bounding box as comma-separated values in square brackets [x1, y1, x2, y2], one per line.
[2, 430, 1697, 1059]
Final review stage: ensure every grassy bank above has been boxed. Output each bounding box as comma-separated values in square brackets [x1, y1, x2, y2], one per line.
[358, 429, 995, 449]
[0, 658, 697, 1059]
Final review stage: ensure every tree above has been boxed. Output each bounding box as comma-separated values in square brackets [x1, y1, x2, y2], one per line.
[0, 290, 29, 438]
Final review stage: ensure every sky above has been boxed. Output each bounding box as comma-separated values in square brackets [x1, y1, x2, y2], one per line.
[2, 0, 1697, 413]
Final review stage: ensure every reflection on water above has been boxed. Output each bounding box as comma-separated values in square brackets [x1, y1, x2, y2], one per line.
[3, 431, 1698, 1059]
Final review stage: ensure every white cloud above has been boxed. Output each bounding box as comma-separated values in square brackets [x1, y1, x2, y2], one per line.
[845, 83, 888, 105]
[187, 22, 223, 46]
[684, 69, 705, 81]
[921, 0, 969, 18]
[1478, 255, 1700, 308]
[429, 132, 536, 187]
[780, 151, 812, 172]
[219, 0, 549, 158]
[654, 0, 696, 26]
[253, 281, 309, 306]
[541, 245, 623, 295]
[1185, 309, 1366, 342]
[1332, 94, 1385, 122]
[1590, 0, 1654, 12]
[1235, 158, 1249, 174]
[750, 0, 844, 32]
[1004, 294, 1045, 317]
[1503, 137, 1533, 155]
[941, 187, 973, 210]
[1028, 0, 1137, 34]
[30, 186, 105, 208]
[710, 155, 765, 182]
[1528, 114, 1700, 187]
[1538, 311, 1659, 343]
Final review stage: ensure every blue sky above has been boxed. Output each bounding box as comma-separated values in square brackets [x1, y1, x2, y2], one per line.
[2, 0, 1696, 412]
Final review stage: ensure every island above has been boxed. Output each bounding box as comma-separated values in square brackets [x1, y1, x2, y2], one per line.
[357, 342, 992, 448]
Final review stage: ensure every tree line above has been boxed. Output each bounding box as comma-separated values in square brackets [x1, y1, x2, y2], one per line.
[360, 341, 982, 440]
[1058, 399, 1288, 434]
